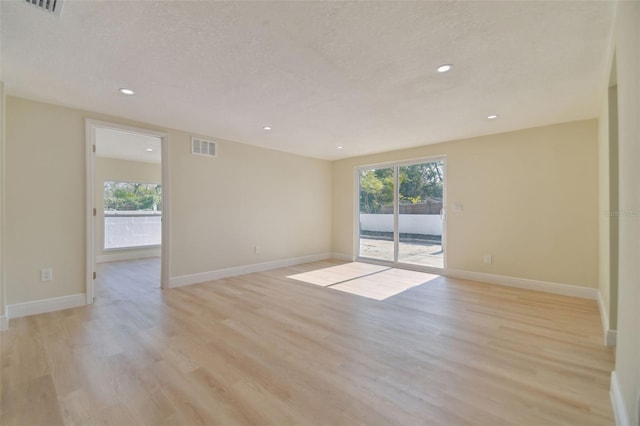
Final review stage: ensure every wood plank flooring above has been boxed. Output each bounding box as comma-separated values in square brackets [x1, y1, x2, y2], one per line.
[1, 258, 614, 425]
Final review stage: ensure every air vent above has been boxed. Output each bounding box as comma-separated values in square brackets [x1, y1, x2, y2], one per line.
[25, 0, 63, 15]
[191, 137, 217, 158]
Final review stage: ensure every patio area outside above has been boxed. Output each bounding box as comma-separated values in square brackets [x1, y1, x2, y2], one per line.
[359, 237, 444, 268]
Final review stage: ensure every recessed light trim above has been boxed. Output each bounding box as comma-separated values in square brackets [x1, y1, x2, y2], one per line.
[119, 88, 135, 95]
[145, 148, 153, 152]
[337, 146, 344, 149]
[487, 114, 499, 120]
[436, 64, 453, 73]
[263, 126, 272, 131]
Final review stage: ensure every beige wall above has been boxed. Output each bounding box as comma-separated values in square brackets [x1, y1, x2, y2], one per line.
[6, 97, 86, 304]
[170, 130, 332, 277]
[95, 157, 162, 259]
[0, 81, 5, 319]
[611, 1, 640, 423]
[5, 96, 332, 305]
[333, 120, 599, 288]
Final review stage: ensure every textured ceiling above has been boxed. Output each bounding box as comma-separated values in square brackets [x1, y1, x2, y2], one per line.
[1, 1, 615, 160]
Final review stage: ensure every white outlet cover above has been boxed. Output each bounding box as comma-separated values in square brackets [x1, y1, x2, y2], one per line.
[41, 268, 53, 281]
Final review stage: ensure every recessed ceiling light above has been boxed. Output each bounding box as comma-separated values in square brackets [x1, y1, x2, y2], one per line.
[145, 148, 153, 152]
[263, 126, 272, 131]
[119, 88, 135, 95]
[436, 64, 453, 73]
[337, 146, 344, 149]
[488, 114, 499, 120]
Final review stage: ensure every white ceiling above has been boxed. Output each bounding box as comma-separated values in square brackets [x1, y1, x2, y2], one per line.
[1, 1, 615, 160]
[95, 128, 161, 164]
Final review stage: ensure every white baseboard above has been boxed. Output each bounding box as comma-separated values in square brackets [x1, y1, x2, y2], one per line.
[6, 293, 86, 319]
[0, 314, 7, 331]
[597, 291, 610, 338]
[597, 291, 617, 346]
[97, 250, 160, 263]
[611, 371, 630, 426]
[169, 253, 333, 288]
[332, 252, 355, 262]
[445, 269, 599, 300]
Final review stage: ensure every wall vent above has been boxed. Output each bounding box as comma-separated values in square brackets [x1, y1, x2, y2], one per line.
[25, 0, 64, 15]
[191, 137, 217, 158]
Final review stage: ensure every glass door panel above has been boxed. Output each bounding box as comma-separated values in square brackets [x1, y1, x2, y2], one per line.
[358, 167, 395, 262]
[398, 161, 444, 268]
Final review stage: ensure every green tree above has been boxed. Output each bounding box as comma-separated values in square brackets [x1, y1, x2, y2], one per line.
[104, 181, 162, 211]
[359, 161, 444, 213]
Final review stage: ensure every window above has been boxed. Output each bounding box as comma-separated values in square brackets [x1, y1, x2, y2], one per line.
[103, 181, 162, 250]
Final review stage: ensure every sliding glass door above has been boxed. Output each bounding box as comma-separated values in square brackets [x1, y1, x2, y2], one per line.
[358, 158, 445, 269]
[397, 162, 444, 268]
[358, 166, 395, 261]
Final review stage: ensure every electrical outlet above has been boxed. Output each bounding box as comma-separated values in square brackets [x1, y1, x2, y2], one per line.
[41, 268, 53, 281]
[254, 245, 261, 255]
[484, 254, 492, 265]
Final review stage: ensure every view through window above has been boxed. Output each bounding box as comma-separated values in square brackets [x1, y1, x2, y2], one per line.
[358, 159, 445, 268]
[104, 181, 162, 250]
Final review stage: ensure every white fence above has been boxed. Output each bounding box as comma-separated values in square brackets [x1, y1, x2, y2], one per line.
[104, 215, 162, 249]
[360, 214, 442, 236]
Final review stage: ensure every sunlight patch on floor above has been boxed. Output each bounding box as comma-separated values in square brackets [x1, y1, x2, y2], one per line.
[288, 262, 438, 300]
[331, 268, 439, 300]
[287, 262, 389, 287]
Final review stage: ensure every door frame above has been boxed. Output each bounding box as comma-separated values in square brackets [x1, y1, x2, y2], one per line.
[354, 155, 447, 273]
[85, 119, 171, 303]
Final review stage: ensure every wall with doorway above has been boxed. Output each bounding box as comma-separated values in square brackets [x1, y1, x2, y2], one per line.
[4, 96, 332, 307]
[94, 157, 162, 262]
[332, 119, 599, 289]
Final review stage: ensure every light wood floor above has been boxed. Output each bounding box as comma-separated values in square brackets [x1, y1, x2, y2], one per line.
[1, 258, 614, 425]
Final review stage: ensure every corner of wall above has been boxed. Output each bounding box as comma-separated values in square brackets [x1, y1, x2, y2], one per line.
[597, 289, 617, 347]
[332, 252, 355, 262]
[610, 371, 630, 426]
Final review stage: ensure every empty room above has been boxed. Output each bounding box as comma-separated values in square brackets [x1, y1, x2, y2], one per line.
[1, 1, 639, 425]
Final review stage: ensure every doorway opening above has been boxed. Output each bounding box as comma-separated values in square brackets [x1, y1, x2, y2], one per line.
[85, 120, 170, 303]
[357, 157, 445, 270]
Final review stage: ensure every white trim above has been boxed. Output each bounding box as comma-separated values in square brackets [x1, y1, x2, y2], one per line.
[6, 293, 85, 319]
[86, 119, 171, 299]
[611, 371, 630, 426]
[96, 251, 161, 263]
[597, 291, 617, 346]
[444, 268, 599, 300]
[169, 253, 332, 288]
[357, 155, 448, 173]
[0, 314, 7, 331]
[160, 131, 170, 290]
[332, 252, 355, 262]
[85, 121, 95, 304]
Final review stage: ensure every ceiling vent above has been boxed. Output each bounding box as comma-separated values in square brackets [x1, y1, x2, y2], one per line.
[191, 137, 217, 158]
[25, 0, 64, 15]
